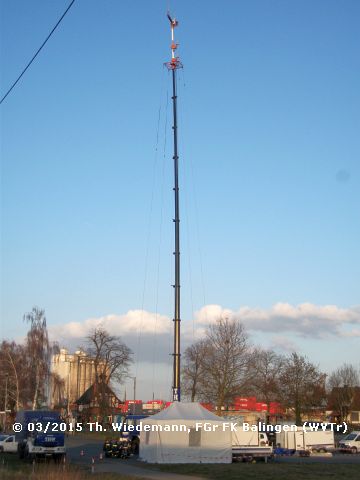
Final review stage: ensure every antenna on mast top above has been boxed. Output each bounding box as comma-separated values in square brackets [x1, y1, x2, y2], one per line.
[165, 12, 182, 70]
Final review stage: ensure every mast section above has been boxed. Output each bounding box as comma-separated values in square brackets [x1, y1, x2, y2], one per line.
[165, 13, 182, 402]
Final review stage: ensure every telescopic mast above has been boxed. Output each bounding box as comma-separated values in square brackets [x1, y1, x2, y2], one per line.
[165, 13, 182, 402]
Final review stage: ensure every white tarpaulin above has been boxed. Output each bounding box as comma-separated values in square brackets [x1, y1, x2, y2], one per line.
[139, 402, 232, 464]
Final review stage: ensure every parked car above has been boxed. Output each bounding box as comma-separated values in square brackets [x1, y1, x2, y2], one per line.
[338, 431, 360, 453]
[0, 434, 18, 453]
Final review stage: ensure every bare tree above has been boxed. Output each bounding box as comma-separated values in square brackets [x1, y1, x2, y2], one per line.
[86, 327, 133, 384]
[0, 341, 26, 412]
[181, 339, 208, 401]
[24, 307, 51, 410]
[200, 318, 254, 411]
[86, 327, 133, 420]
[328, 363, 360, 423]
[279, 352, 326, 424]
[51, 372, 66, 408]
[252, 348, 284, 420]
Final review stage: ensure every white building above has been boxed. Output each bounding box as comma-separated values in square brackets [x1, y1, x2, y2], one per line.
[50, 348, 97, 408]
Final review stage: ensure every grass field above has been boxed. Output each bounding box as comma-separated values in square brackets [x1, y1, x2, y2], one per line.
[143, 462, 360, 480]
[1, 452, 360, 480]
[0, 454, 140, 480]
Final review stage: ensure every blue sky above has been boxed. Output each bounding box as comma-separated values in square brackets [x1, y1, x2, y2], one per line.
[1, 0, 359, 399]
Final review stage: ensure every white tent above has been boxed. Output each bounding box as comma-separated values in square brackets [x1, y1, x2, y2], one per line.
[139, 402, 232, 464]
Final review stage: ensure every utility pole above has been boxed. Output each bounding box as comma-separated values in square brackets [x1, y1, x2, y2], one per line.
[132, 377, 136, 415]
[165, 13, 182, 403]
[67, 364, 71, 417]
[4, 373, 9, 428]
[4, 373, 9, 410]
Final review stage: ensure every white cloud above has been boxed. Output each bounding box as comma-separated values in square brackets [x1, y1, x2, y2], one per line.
[48, 303, 360, 361]
[50, 309, 171, 342]
[194, 303, 360, 338]
[342, 329, 360, 337]
[270, 335, 298, 352]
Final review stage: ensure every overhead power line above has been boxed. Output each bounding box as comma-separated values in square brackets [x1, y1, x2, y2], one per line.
[0, 0, 76, 105]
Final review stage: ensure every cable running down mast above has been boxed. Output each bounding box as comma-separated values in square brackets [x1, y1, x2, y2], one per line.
[165, 13, 182, 402]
